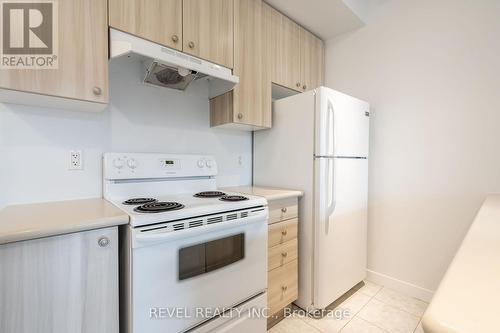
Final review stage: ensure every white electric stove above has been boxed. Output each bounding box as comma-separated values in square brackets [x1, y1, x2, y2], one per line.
[103, 152, 268, 333]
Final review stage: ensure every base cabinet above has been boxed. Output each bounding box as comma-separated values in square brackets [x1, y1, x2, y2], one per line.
[0, 227, 119, 333]
[267, 197, 299, 319]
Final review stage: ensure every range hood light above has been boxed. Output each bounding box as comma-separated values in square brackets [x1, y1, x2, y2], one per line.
[178, 67, 191, 77]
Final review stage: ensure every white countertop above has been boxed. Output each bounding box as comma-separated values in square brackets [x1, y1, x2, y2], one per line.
[422, 195, 500, 333]
[0, 198, 129, 245]
[222, 186, 303, 201]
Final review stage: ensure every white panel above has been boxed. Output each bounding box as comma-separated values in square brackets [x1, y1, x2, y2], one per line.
[103, 152, 217, 180]
[315, 87, 370, 158]
[253, 90, 316, 309]
[313, 158, 368, 309]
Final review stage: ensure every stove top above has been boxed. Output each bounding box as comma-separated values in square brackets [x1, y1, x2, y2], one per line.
[103, 153, 267, 227]
[113, 191, 266, 227]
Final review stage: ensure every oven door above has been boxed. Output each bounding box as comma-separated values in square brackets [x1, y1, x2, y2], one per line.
[130, 210, 268, 333]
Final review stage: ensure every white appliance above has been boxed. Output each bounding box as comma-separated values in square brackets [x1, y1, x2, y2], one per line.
[254, 86, 369, 310]
[109, 29, 239, 98]
[103, 153, 268, 333]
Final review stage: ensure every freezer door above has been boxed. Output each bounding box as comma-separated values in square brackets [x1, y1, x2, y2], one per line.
[315, 87, 370, 158]
[313, 157, 368, 309]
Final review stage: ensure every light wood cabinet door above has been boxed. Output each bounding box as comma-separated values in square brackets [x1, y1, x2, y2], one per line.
[210, 0, 271, 130]
[263, 4, 301, 91]
[233, 0, 270, 127]
[109, 0, 182, 51]
[0, 0, 108, 104]
[300, 27, 325, 92]
[268, 260, 298, 316]
[183, 0, 234, 68]
[0, 227, 119, 333]
[268, 219, 298, 248]
[268, 197, 298, 224]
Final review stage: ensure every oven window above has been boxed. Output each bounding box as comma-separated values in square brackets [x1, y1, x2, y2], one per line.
[179, 234, 245, 281]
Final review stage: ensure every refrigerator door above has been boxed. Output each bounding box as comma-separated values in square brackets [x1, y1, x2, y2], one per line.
[313, 157, 368, 309]
[315, 87, 370, 158]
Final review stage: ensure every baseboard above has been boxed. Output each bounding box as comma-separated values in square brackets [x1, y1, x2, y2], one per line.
[366, 269, 435, 303]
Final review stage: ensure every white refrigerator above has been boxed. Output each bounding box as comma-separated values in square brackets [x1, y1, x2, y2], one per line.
[254, 86, 369, 310]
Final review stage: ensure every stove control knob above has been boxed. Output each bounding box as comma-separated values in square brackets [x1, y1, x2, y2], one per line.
[113, 158, 124, 169]
[127, 158, 138, 169]
[197, 159, 205, 168]
[205, 160, 213, 168]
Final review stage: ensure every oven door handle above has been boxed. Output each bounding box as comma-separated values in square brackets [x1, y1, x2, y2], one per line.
[134, 213, 267, 247]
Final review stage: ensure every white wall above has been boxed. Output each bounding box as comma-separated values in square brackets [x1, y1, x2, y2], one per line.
[325, 0, 500, 297]
[0, 61, 252, 208]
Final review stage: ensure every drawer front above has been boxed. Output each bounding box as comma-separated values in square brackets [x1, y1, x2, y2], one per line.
[268, 260, 298, 316]
[268, 238, 298, 271]
[268, 197, 298, 224]
[268, 219, 298, 248]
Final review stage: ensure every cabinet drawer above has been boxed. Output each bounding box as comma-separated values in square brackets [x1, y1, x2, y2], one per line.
[268, 238, 298, 271]
[268, 259, 298, 316]
[268, 219, 298, 248]
[268, 197, 298, 224]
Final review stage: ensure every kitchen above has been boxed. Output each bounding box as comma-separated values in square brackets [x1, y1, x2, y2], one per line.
[1, 1, 500, 333]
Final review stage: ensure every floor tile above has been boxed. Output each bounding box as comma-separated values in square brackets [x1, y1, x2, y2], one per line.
[268, 315, 321, 333]
[341, 317, 389, 333]
[374, 288, 428, 317]
[304, 292, 372, 333]
[357, 299, 420, 333]
[358, 281, 383, 297]
[414, 322, 424, 333]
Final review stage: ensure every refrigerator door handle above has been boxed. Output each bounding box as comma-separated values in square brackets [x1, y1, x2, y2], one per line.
[326, 100, 335, 156]
[325, 158, 336, 231]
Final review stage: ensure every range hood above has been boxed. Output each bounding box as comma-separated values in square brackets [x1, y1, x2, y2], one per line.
[109, 29, 239, 98]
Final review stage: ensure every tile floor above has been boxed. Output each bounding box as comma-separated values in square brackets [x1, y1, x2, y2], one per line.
[268, 281, 427, 333]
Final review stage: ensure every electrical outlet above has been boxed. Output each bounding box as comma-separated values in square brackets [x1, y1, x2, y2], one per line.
[69, 150, 83, 170]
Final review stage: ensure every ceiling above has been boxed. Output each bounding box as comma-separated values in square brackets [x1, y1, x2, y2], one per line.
[265, 0, 387, 40]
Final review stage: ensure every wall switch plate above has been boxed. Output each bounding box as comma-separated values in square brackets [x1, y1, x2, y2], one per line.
[69, 150, 83, 170]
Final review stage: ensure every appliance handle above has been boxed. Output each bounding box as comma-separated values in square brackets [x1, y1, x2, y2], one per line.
[134, 213, 267, 245]
[326, 100, 335, 156]
[326, 158, 336, 228]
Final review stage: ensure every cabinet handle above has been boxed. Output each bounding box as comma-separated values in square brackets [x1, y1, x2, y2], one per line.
[303, 85, 307, 90]
[281, 285, 288, 292]
[296, 82, 301, 88]
[171, 35, 179, 43]
[281, 229, 287, 236]
[237, 113, 243, 120]
[281, 207, 287, 213]
[93, 86, 102, 96]
[98, 237, 110, 247]
[281, 252, 288, 258]
[188, 41, 195, 49]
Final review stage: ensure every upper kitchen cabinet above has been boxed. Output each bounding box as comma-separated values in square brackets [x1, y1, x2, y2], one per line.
[263, 4, 324, 93]
[300, 27, 325, 92]
[263, 4, 301, 92]
[108, 0, 183, 51]
[210, 0, 271, 130]
[0, 0, 108, 111]
[183, 0, 234, 68]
